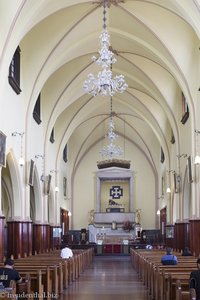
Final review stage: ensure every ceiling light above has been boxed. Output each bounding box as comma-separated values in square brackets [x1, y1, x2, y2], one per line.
[83, 1, 127, 97]
[99, 96, 123, 158]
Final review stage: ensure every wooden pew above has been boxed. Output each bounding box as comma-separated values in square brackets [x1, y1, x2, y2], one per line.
[14, 263, 59, 296]
[176, 280, 196, 300]
[16, 274, 34, 300]
[5, 248, 94, 299]
[0, 280, 17, 300]
[130, 248, 197, 300]
[17, 269, 45, 299]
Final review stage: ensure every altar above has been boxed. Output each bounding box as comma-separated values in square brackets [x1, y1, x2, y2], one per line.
[88, 224, 135, 243]
[88, 161, 139, 245]
[93, 212, 135, 224]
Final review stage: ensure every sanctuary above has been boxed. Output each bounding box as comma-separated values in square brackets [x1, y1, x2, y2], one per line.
[88, 160, 141, 244]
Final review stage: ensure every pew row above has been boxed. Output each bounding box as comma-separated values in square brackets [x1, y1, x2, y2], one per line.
[1, 248, 94, 300]
[130, 248, 197, 300]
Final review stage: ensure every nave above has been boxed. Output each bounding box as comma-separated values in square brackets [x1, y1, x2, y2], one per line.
[59, 256, 148, 300]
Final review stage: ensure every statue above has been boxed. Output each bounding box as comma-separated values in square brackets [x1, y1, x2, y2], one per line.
[89, 209, 95, 224]
[135, 209, 141, 224]
[109, 199, 119, 206]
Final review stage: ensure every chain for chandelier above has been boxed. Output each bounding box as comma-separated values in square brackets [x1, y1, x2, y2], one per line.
[83, 1, 128, 97]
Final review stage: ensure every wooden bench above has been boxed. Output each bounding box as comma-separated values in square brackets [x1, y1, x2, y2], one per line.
[10, 248, 93, 299]
[14, 264, 57, 296]
[0, 280, 17, 300]
[2, 248, 94, 300]
[16, 275, 34, 300]
[176, 280, 196, 300]
[130, 248, 197, 300]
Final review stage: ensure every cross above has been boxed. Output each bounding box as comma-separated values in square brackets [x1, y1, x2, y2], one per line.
[110, 186, 123, 199]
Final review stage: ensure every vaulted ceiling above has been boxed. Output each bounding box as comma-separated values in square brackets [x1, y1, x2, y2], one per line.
[2, 0, 200, 172]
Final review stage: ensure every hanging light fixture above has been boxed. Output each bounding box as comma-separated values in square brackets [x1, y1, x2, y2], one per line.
[12, 131, 25, 167]
[50, 169, 59, 192]
[83, 1, 128, 97]
[166, 170, 172, 193]
[99, 96, 123, 158]
[194, 129, 200, 164]
[35, 154, 45, 181]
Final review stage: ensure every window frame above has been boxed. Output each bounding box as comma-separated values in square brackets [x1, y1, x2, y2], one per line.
[8, 46, 21, 94]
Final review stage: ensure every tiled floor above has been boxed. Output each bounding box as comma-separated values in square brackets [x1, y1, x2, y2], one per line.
[59, 256, 149, 300]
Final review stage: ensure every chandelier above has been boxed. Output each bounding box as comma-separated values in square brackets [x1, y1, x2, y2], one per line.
[83, 1, 128, 97]
[100, 96, 123, 158]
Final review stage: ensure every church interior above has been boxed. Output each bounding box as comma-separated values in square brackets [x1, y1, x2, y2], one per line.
[1, 0, 200, 263]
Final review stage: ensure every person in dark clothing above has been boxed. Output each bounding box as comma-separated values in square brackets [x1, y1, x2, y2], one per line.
[182, 247, 192, 256]
[161, 247, 178, 265]
[190, 258, 200, 300]
[0, 258, 22, 288]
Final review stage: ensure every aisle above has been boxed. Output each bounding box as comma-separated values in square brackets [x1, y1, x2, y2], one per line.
[59, 256, 149, 300]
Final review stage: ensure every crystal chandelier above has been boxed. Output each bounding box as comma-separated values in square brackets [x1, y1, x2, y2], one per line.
[100, 96, 123, 158]
[83, 1, 128, 97]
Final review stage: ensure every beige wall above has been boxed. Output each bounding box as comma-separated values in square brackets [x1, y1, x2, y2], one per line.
[71, 138, 157, 230]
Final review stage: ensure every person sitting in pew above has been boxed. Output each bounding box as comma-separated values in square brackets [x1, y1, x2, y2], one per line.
[189, 258, 200, 300]
[60, 244, 73, 259]
[0, 258, 22, 288]
[182, 246, 192, 256]
[161, 247, 178, 265]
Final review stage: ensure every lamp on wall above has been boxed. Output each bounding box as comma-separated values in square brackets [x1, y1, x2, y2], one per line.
[55, 186, 59, 192]
[166, 187, 171, 193]
[68, 211, 72, 217]
[176, 153, 187, 159]
[35, 154, 45, 181]
[12, 131, 25, 166]
[166, 170, 174, 193]
[50, 169, 58, 173]
[194, 130, 200, 164]
[83, 0, 127, 97]
[50, 169, 59, 192]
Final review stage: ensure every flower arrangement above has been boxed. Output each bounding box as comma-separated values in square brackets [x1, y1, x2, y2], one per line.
[122, 220, 134, 232]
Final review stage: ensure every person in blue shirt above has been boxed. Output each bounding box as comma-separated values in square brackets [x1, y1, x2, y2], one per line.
[161, 247, 178, 265]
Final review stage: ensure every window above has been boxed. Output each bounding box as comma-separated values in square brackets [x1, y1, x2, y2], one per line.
[8, 46, 21, 94]
[50, 127, 55, 143]
[181, 92, 189, 124]
[33, 94, 42, 124]
[0, 131, 6, 167]
[160, 147, 165, 163]
[63, 144, 68, 162]
[170, 131, 175, 144]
